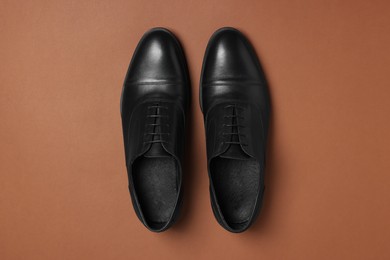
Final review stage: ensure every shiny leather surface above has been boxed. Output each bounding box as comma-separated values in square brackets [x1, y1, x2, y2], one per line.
[200, 27, 270, 232]
[120, 28, 189, 232]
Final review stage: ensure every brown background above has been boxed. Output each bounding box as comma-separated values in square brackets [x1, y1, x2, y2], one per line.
[1, 0, 390, 259]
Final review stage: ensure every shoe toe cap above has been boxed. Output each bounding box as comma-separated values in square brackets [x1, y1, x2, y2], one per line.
[202, 27, 263, 84]
[127, 28, 188, 84]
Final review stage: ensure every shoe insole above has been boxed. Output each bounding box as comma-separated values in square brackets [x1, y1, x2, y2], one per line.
[210, 157, 260, 228]
[132, 156, 178, 228]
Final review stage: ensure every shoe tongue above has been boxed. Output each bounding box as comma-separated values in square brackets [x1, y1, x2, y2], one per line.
[144, 143, 171, 158]
[219, 144, 250, 160]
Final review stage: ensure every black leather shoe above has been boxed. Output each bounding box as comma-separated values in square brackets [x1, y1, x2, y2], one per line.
[120, 28, 190, 232]
[200, 27, 270, 233]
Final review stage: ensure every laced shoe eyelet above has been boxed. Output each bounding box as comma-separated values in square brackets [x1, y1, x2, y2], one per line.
[144, 103, 171, 145]
[221, 104, 247, 147]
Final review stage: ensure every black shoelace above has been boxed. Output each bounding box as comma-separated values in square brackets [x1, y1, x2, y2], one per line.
[143, 104, 170, 144]
[222, 104, 248, 146]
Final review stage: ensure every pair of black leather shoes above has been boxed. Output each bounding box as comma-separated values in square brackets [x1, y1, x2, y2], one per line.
[120, 27, 270, 233]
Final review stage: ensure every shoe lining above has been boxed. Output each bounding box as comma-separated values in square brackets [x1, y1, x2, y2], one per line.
[210, 157, 259, 228]
[132, 156, 178, 229]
